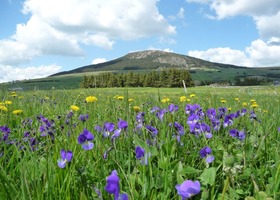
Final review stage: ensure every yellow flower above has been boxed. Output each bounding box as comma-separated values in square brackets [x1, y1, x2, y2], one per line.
[234, 98, 240, 101]
[133, 106, 141, 112]
[12, 109, 23, 115]
[180, 96, 187, 102]
[128, 98, 134, 102]
[10, 92, 17, 97]
[86, 96, 98, 103]
[221, 99, 226, 103]
[263, 109, 268, 113]
[242, 102, 248, 106]
[5, 101, 12, 105]
[189, 94, 196, 98]
[117, 96, 124, 100]
[228, 107, 232, 111]
[251, 103, 259, 108]
[0, 105, 8, 112]
[161, 97, 170, 103]
[70, 105, 80, 111]
[44, 96, 50, 100]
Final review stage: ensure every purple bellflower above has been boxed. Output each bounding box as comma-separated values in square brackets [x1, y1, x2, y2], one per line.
[57, 149, 73, 168]
[175, 180, 201, 200]
[78, 129, 94, 150]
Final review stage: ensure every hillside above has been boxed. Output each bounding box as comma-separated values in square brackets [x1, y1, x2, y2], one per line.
[51, 50, 245, 76]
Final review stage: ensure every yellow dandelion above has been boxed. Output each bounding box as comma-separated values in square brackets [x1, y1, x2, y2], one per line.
[70, 105, 80, 111]
[263, 109, 268, 113]
[189, 94, 196, 98]
[86, 96, 98, 103]
[221, 99, 226, 103]
[234, 98, 240, 101]
[12, 109, 23, 115]
[161, 97, 170, 103]
[242, 102, 248, 106]
[5, 101, 12, 105]
[251, 103, 259, 108]
[180, 96, 187, 102]
[117, 96, 124, 100]
[228, 107, 232, 111]
[128, 98, 134, 102]
[133, 106, 141, 112]
[0, 105, 8, 112]
[44, 96, 50, 100]
[10, 92, 17, 97]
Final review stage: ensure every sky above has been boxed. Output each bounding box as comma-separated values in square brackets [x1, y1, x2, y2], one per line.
[1, 0, 280, 83]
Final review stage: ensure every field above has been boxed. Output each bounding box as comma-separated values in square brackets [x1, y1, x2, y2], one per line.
[0, 86, 280, 199]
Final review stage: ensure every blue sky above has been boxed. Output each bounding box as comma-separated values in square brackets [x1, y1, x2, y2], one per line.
[1, 0, 280, 83]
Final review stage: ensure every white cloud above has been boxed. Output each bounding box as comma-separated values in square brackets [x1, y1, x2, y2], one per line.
[92, 58, 107, 65]
[0, 64, 61, 83]
[188, 47, 252, 67]
[188, 38, 280, 67]
[0, 0, 175, 66]
[177, 7, 185, 19]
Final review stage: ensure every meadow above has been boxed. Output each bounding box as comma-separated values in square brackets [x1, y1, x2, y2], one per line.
[0, 86, 279, 200]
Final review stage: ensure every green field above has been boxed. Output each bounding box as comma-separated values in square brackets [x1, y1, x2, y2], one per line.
[0, 86, 280, 199]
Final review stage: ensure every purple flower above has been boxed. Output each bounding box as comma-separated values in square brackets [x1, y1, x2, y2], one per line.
[103, 122, 115, 137]
[174, 122, 185, 135]
[206, 108, 216, 120]
[241, 108, 247, 116]
[135, 146, 145, 159]
[218, 107, 227, 118]
[199, 146, 212, 158]
[223, 113, 235, 127]
[146, 125, 158, 137]
[78, 129, 94, 150]
[229, 129, 246, 141]
[0, 125, 11, 134]
[57, 149, 73, 168]
[94, 125, 102, 132]
[185, 104, 201, 115]
[156, 109, 167, 121]
[105, 170, 120, 200]
[175, 180, 201, 199]
[169, 103, 178, 113]
[250, 111, 261, 122]
[78, 114, 89, 122]
[118, 119, 128, 130]
[278, 127, 280, 132]
[199, 146, 214, 163]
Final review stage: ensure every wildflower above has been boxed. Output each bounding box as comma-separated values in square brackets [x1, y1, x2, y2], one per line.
[168, 103, 179, 113]
[251, 102, 259, 108]
[146, 125, 158, 137]
[156, 109, 167, 121]
[112, 119, 128, 139]
[70, 105, 80, 111]
[242, 102, 248, 106]
[103, 122, 115, 137]
[5, 101, 12, 105]
[199, 146, 215, 163]
[57, 149, 73, 168]
[0, 125, 11, 134]
[175, 180, 201, 199]
[278, 127, 280, 132]
[78, 114, 89, 122]
[117, 96, 124, 100]
[0, 105, 8, 112]
[229, 129, 246, 141]
[86, 95, 98, 103]
[180, 96, 187, 102]
[10, 92, 17, 97]
[185, 104, 201, 115]
[161, 97, 170, 103]
[249, 111, 260, 122]
[234, 98, 240, 101]
[105, 170, 128, 200]
[128, 98, 134, 102]
[221, 99, 226, 103]
[12, 109, 23, 115]
[189, 94, 196, 98]
[135, 146, 145, 159]
[223, 113, 235, 127]
[78, 129, 94, 150]
[133, 106, 140, 112]
[206, 108, 216, 120]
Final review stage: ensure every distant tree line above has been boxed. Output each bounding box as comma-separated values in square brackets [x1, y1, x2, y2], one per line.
[81, 69, 194, 88]
[234, 77, 270, 86]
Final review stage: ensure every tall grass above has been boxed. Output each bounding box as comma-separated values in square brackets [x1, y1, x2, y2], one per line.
[0, 86, 279, 199]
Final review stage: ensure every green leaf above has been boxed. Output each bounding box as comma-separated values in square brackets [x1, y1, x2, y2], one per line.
[199, 167, 216, 186]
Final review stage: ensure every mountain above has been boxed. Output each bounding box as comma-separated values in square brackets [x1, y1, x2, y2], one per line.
[51, 50, 246, 76]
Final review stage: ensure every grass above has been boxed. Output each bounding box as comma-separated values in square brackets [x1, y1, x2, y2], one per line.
[0, 86, 280, 199]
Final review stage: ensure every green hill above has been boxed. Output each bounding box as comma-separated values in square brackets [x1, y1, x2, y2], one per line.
[1, 50, 280, 90]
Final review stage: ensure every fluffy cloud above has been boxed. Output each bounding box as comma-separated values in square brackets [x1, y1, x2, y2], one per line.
[92, 58, 107, 65]
[0, 64, 61, 83]
[0, 0, 175, 66]
[186, 0, 280, 67]
[188, 38, 280, 67]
